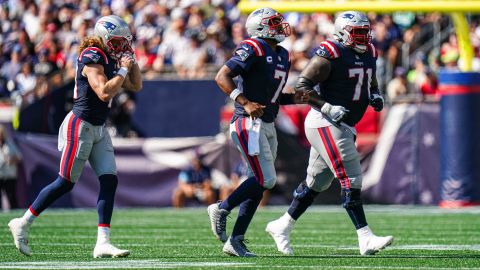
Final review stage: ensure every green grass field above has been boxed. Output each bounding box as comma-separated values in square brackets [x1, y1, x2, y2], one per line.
[0, 206, 479, 269]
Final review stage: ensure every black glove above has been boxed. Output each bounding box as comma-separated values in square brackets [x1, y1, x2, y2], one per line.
[369, 93, 384, 112]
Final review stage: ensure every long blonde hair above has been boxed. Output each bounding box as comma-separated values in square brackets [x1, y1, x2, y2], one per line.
[78, 36, 107, 55]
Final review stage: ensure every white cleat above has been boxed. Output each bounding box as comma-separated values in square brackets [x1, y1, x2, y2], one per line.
[223, 235, 256, 257]
[93, 243, 130, 258]
[265, 219, 294, 256]
[359, 235, 394, 255]
[8, 218, 31, 256]
[207, 202, 230, 243]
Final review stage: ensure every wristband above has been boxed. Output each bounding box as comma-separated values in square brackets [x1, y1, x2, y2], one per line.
[117, 67, 128, 78]
[229, 88, 243, 101]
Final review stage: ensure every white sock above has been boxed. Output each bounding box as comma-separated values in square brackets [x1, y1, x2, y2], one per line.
[22, 208, 37, 224]
[280, 212, 296, 225]
[357, 225, 374, 238]
[97, 226, 110, 245]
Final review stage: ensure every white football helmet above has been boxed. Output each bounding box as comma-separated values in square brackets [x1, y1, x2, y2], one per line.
[94, 15, 133, 59]
[333, 11, 371, 53]
[245, 7, 291, 43]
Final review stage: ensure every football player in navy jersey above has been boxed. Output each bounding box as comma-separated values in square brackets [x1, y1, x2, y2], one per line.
[266, 11, 393, 256]
[207, 7, 309, 257]
[8, 15, 141, 258]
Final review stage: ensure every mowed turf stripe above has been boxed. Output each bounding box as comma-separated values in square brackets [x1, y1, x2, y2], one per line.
[0, 261, 253, 269]
[0, 261, 478, 270]
[1, 242, 479, 251]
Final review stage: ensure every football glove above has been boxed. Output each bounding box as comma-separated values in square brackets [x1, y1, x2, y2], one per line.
[321, 102, 349, 123]
[369, 93, 384, 112]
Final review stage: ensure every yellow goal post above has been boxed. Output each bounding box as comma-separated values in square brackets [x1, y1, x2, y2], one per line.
[237, 1, 479, 71]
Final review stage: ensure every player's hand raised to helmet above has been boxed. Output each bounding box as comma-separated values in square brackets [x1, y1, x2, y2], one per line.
[244, 101, 266, 119]
[120, 55, 134, 70]
[123, 51, 137, 64]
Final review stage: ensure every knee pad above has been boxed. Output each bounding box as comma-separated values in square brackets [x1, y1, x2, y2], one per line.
[293, 181, 319, 204]
[342, 188, 362, 209]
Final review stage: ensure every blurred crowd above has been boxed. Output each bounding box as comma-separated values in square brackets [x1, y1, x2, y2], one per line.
[2, 0, 480, 126]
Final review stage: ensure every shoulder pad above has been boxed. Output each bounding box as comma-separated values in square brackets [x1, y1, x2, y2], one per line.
[315, 41, 340, 59]
[368, 43, 378, 59]
[79, 47, 109, 65]
[277, 45, 290, 59]
[240, 39, 265, 57]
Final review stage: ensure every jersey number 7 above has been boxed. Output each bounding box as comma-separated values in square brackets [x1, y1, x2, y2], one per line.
[271, 69, 287, 103]
[349, 68, 372, 101]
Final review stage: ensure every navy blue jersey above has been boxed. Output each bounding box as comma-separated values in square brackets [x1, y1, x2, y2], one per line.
[179, 166, 211, 184]
[315, 40, 378, 126]
[72, 47, 118, 126]
[226, 38, 291, 123]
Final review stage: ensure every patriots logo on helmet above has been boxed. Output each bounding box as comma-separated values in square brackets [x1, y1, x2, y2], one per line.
[343, 13, 355, 19]
[252, 8, 264, 16]
[98, 21, 117, 33]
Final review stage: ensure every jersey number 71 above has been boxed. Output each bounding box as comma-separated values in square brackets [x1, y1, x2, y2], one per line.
[349, 68, 372, 101]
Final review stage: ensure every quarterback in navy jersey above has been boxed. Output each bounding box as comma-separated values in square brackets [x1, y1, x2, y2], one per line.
[8, 15, 142, 258]
[207, 7, 308, 257]
[266, 11, 393, 256]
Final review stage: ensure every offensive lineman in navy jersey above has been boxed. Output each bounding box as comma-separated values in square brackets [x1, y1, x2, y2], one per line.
[207, 7, 308, 257]
[266, 11, 394, 256]
[8, 15, 142, 258]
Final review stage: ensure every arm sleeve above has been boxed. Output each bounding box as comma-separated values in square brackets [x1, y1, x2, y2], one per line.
[225, 43, 257, 76]
[370, 68, 381, 95]
[279, 93, 295, 105]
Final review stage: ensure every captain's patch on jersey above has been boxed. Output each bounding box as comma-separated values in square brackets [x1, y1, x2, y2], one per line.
[83, 51, 101, 63]
[236, 49, 250, 62]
